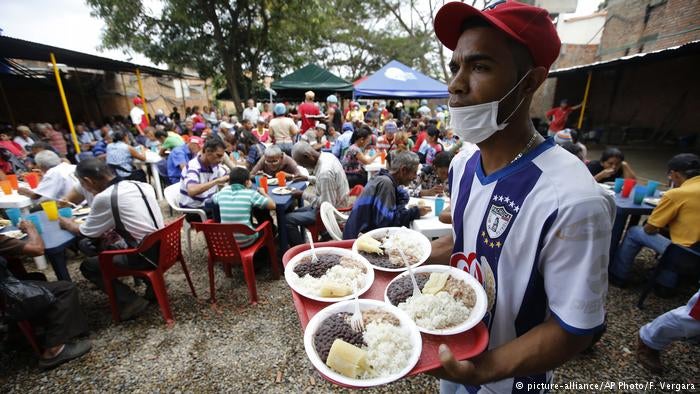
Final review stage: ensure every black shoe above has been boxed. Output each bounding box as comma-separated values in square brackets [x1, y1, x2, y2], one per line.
[39, 339, 92, 370]
[119, 297, 149, 321]
[608, 274, 627, 288]
[143, 285, 157, 303]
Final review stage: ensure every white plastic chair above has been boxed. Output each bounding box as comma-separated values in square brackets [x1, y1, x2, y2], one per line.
[164, 184, 206, 253]
[320, 201, 348, 241]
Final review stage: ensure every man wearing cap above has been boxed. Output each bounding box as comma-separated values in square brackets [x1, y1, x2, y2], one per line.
[417, 99, 432, 117]
[331, 122, 354, 158]
[326, 95, 343, 131]
[301, 123, 328, 151]
[166, 136, 203, 184]
[610, 153, 700, 289]
[429, 2, 614, 392]
[345, 102, 363, 123]
[130, 97, 148, 135]
[376, 122, 398, 151]
[297, 91, 322, 133]
[242, 99, 260, 124]
[269, 103, 298, 155]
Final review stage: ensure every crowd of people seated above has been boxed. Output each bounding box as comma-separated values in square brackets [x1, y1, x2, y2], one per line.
[2, 90, 697, 375]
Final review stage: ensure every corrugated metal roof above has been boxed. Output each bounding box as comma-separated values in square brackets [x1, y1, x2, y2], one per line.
[548, 40, 700, 77]
[0, 35, 195, 78]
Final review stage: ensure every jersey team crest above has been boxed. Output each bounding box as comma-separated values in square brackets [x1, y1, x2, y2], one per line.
[486, 204, 513, 239]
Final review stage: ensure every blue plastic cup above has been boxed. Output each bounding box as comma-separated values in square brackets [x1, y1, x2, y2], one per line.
[434, 197, 445, 215]
[646, 181, 659, 197]
[255, 175, 262, 188]
[5, 208, 21, 226]
[613, 178, 624, 193]
[24, 213, 42, 234]
[233, 151, 240, 160]
[633, 185, 647, 205]
[58, 207, 73, 218]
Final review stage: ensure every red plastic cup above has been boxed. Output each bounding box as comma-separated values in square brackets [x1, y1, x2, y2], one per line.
[6, 174, 18, 190]
[25, 173, 39, 189]
[276, 172, 286, 187]
[325, 140, 331, 149]
[259, 176, 268, 193]
[621, 179, 636, 198]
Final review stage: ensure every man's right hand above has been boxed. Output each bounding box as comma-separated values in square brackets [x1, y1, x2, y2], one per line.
[18, 220, 37, 234]
[215, 175, 230, 185]
[596, 168, 616, 180]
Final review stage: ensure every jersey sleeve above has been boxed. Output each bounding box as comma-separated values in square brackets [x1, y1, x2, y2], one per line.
[539, 195, 614, 335]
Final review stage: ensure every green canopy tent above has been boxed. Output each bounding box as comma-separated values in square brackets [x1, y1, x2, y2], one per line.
[216, 64, 353, 102]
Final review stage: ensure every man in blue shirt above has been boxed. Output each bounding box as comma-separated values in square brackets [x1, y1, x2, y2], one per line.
[166, 136, 203, 184]
[331, 122, 354, 158]
[342, 150, 431, 239]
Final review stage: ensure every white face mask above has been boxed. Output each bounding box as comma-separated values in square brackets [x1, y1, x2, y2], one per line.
[448, 70, 531, 144]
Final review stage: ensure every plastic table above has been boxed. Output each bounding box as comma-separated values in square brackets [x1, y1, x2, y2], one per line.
[409, 197, 452, 239]
[610, 192, 656, 261]
[1, 211, 76, 280]
[0, 191, 32, 214]
[269, 180, 308, 254]
[282, 240, 489, 388]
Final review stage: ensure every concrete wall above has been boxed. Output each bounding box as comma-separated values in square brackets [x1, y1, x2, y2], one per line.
[558, 13, 607, 45]
[599, 0, 700, 60]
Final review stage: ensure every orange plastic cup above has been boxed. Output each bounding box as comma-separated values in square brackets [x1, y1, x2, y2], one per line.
[25, 173, 39, 189]
[0, 181, 11, 195]
[259, 176, 268, 193]
[276, 172, 286, 187]
[6, 174, 18, 190]
[380, 150, 387, 164]
[41, 200, 59, 221]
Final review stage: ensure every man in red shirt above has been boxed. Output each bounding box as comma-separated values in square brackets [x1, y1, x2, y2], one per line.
[297, 90, 321, 133]
[545, 99, 581, 136]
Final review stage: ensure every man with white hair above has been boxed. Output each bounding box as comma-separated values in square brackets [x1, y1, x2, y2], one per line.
[18, 150, 77, 201]
[13, 125, 35, 150]
[288, 142, 349, 246]
[242, 99, 260, 124]
[250, 145, 303, 179]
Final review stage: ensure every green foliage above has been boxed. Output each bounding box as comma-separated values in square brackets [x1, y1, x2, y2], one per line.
[86, 0, 446, 111]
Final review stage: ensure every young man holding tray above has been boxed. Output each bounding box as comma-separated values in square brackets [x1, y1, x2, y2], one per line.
[428, 2, 615, 393]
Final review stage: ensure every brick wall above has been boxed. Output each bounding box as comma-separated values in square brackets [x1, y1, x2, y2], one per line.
[599, 0, 700, 60]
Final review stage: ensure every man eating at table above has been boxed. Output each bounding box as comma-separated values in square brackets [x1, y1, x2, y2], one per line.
[342, 150, 431, 239]
[428, 2, 614, 393]
[18, 150, 77, 202]
[179, 138, 229, 221]
[250, 145, 304, 181]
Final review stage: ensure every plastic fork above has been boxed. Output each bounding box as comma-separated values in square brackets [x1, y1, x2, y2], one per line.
[397, 246, 422, 298]
[350, 280, 364, 332]
[306, 229, 319, 264]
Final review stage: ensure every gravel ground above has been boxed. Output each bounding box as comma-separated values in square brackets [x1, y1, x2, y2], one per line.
[1, 203, 698, 393]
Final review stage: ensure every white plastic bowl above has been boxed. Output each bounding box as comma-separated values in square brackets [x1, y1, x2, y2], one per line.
[303, 299, 422, 387]
[384, 265, 488, 336]
[285, 247, 374, 303]
[351, 227, 431, 272]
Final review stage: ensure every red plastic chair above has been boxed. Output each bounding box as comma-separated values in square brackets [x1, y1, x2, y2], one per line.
[98, 216, 197, 325]
[0, 299, 41, 355]
[349, 184, 364, 197]
[191, 220, 279, 305]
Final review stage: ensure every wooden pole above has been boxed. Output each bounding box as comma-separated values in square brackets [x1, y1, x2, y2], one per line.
[135, 68, 150, 125]
[577, 70, 592, 130]
[120, 73, 130, 113]
[50, 53, 80, 154]
[0, 80, 16, 127]
[180, 79, 187, 112]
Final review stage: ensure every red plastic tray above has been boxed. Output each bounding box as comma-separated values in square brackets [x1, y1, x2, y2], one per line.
[282, 240, 489, 385]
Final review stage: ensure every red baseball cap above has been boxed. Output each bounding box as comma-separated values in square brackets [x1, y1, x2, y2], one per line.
[434, 0, 561, 70]
[133, 97, 143, 105]
[188, 136, 204, 147]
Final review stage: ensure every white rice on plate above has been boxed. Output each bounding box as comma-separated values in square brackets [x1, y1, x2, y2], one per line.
[398, 292, 472, 330]
[291, 265, 365, 296]
[361, 322, 412, 379]
[383, 232, 423, 265]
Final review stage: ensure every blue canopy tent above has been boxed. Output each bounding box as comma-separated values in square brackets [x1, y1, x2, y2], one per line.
[353, 60, 449, 98]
